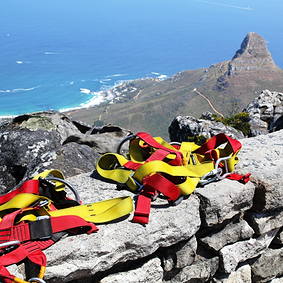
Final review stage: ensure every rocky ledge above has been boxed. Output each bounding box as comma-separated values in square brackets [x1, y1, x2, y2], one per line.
[244, 89, 283, 136]
[1, 111, 283, 282]
[169, 89, 283, 141]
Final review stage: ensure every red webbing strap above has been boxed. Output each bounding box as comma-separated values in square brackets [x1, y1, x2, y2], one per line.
[0, 245, 47, 283]
[133, 193, 152, 225]
[145, 149, 182, 166]
[144, 174, 181, 201]
[226, 173, 251, 184]
[0, 241, 48, 269]
[196, 134, 251, 183]
[0, 209, 31, 243]
[0, 209, 20, 233]
[50, 215, 98, 235]
[12, 215, 98, 242]
[133, 174, 181, 224]
[0, 241, 48, 283]
[0, 265, 15, 283]
[124, 132, 185, 171]
[0, 180, 39, 206]
[136, 132, 184, 164]
[196, 133, 242, 161]
[124, 148, 183, 171]
[123, 160, 142, 170]
[24, 243, 47, 266]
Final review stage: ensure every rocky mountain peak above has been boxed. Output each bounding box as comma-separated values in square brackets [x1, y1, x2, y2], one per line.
[228, 32, 276, 75]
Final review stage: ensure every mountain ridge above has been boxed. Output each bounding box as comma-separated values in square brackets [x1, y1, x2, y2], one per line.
[68, 32, 283, 138]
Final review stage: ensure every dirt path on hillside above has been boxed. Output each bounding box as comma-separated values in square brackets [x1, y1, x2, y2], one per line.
[133, 90, 142, 101]
[193, 88, 225, 118]
[99, 105, 110, 121]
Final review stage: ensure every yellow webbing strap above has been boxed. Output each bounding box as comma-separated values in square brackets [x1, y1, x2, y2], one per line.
[0, 194, 51, 222]
[0, 193, 133, 224]
[97, 153, 134, 184]
[49, 196, 133, 223]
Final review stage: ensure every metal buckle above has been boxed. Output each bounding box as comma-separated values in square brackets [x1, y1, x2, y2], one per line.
[0, 240, 21, 249]
[198, 168, 222, 186]
[39, 199, 50, 208]
[198, 156, 232, 186]
[130, 173, 143, 192]
[215, 156, 232, 179]
[28, 278, 46, 283]
[36, 215, 50, 221]
[0, 240, 21, 256]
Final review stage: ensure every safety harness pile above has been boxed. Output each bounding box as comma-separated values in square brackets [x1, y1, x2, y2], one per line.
[97, 132, 251, 224]
[0, 132, 250, 282]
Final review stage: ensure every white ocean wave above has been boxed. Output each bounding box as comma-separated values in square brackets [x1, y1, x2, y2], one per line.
[45, 52, 62, 55]
[99, 79, 111, 83]
[0, 85, 41, 93]
[80, 88, 91, 94]
[16, 61, 30, 64]
[100, 85, 114, 91]
[59, 91, 104, 113]
[105, 73, 128, 78]
[114, 79, 132, 86]
[0, 115, 16, 119]
[158, 75, 168, 79]
[80, 93, 104, 108]
[151, 72, 167, 79]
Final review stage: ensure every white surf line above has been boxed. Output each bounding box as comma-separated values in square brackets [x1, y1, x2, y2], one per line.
[193, 0, 253, 10]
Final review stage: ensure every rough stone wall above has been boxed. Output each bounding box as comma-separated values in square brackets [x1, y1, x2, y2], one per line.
[6, 129, 283, 283]
[168, 115, 244, 142]
[244, 89, 283, 136]
[2, 111, 283, 283]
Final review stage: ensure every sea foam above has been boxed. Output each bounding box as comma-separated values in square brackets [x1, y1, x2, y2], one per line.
[105, 74, 128, 78]
[80, 88, 91, 94]
[0, 85, 40, 93]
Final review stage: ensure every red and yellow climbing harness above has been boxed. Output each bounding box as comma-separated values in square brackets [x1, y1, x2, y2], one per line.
[0, 170, 133, 283]
[97, 132, 250, 225]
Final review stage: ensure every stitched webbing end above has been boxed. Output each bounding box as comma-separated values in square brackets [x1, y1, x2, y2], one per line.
[133, 211, 149, 217]
[133, 212, 149, 225]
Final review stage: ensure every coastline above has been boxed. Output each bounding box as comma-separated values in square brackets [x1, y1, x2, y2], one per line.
[0, 75, 167, 120]
[69, 74, 168, 112]
[64, 76, 165, 115]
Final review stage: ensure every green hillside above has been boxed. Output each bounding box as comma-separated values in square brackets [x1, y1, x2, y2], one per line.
[67, 33, 283, 139]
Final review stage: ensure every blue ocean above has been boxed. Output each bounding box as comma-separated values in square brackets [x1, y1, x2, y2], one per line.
[0, 0, 282, 117]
